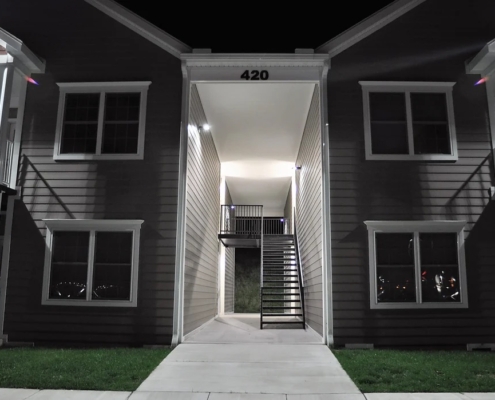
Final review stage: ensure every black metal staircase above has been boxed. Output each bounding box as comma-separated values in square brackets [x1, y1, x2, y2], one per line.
[260, 234, 305, 329]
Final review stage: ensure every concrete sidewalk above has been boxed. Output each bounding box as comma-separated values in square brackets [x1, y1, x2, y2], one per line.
[1, 389, 495, 399]
[136, 344, 360, 395]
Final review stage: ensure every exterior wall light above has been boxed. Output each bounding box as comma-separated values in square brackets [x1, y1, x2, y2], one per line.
[200, 124, 210, 132]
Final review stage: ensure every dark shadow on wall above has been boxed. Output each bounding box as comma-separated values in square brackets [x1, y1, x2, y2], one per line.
[445, 153, 494, 219]
[463, 197, 495, 314]
[3, 200, 46, 341]
[18, 155, 75, 219]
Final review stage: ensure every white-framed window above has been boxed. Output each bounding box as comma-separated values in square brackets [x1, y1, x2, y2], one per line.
[364, 221, 468, 309]
[42, 219, 144, 307]
[53, 82, 151, 160]
[359, 82, 458, 161]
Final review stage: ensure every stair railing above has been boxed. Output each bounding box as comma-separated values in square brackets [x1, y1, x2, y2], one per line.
[293, 210, 306, 329]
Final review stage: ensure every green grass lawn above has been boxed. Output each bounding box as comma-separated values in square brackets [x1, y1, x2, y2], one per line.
[333, 349, 495, 393]
[0, 347, 170, 391]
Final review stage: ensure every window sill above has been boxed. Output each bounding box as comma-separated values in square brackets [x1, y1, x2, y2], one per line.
[42, 299, 137, 307]
[53, 153, 144, 161]
[365, 154, 458, 161]
[371, 302, 468, 310]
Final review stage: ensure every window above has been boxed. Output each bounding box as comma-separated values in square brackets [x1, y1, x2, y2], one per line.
[364, 221, 468, 309]
[54, 82, 151, 160]
[359, 82, 458, 161]
[42, 220, 143, 307]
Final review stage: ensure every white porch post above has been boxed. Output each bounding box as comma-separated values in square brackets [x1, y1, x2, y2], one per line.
[218, 175, 226, 316]
[0, 63, 14, 187]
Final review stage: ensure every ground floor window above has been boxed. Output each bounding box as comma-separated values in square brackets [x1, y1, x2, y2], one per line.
[42, 219, 143, 307]
[364, 220, 468, 309]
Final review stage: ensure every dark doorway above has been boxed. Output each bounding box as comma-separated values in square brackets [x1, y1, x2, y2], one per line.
[234, 248, 260, 313]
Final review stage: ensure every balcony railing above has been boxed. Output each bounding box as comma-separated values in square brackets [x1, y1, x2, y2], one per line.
[219, 205, 291, 236]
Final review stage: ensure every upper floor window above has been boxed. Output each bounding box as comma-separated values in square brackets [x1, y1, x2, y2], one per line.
[54, 82, 151, 160]
[359, 82, 458, 161]
[364, 220, 468, 310]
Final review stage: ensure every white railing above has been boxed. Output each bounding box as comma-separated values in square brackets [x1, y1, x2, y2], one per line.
[1, 138, 14, 186]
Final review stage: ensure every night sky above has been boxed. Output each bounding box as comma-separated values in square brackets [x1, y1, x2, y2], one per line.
[114, 1, 396, 53]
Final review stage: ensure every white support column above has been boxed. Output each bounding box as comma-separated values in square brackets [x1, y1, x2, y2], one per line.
[0, 63, 14, 187]
[10, 71, 27, 188]
[218, 175, 226, 316]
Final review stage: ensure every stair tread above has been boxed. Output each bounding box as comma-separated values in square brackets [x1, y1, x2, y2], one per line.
[262, 313, 304, 317]
[263, 299, 301, 302]
[262, 293, 300, 296]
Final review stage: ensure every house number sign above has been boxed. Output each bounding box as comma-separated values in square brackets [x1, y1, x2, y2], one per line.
[240, 70, 269, 80]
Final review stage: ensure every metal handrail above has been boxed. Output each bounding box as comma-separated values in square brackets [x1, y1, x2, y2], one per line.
[293, 209, 305, 327]
[263, 217, 291, 235]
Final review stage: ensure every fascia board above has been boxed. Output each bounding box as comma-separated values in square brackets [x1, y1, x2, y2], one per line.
[181, 53, 330, 67]
[466, 39, 495, 75]
[0, 28, 45, 73]
[85, 0, 192, 58]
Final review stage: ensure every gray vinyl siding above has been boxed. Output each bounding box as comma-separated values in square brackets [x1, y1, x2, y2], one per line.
[1, 0, 182, 345]
[328, 0, 495, 347]
[295, 85, 323, 335]
[224, 183, 235, 313]
[183, 85, 221, 335]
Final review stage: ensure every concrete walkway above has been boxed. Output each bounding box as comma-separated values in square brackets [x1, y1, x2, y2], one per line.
[1, 316, 494, 399]
[136, 343, 361, 395]
[2, 388, 495, 399]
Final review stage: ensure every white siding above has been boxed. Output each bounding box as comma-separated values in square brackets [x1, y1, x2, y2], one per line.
[183, 85, 221, 334]
[295, 85, 323, 335]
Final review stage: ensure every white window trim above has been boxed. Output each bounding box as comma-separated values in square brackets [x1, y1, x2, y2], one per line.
[364, 220, 468, 310]
[53, 82, 151, 161]
[359, 81, 458, 161]
[42, 219, 144, 307]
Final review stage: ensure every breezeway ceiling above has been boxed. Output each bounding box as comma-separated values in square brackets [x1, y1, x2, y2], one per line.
[196, 82, 315, 216]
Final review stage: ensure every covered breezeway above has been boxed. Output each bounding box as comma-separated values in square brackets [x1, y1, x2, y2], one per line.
[172, 54, 333, 347]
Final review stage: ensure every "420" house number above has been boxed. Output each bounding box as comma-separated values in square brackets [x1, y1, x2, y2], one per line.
[240, 70, 269, 80]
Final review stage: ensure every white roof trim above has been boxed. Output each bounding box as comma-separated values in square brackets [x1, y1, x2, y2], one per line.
[84, 0, 191, 58]
[364, 220, 467, 232]
[316, 0, 427, 58]
[0, 28, 45, 73]
[465, 39, 495, 76]
[181, 53, 329, 67]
